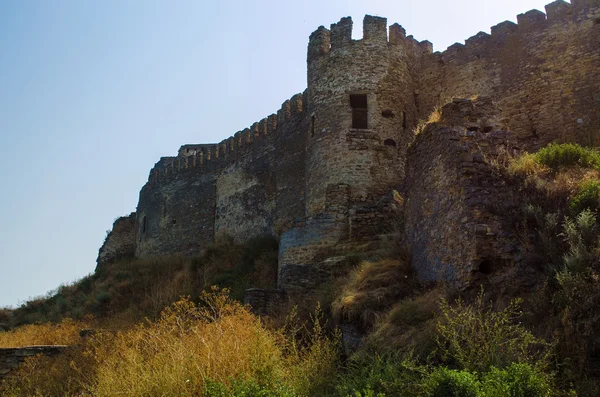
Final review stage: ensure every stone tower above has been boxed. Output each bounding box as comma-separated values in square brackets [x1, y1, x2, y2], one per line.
[304, 16, 430, 219]
[277, 16, 434, 293]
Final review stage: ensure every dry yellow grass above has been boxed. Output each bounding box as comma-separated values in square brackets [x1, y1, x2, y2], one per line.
[508, 152, 550, 176]
[332, 258, 415, 328]
[367, 287, 443, 356]
[2, 288, 339, 396]
[0, 318, 90, 348]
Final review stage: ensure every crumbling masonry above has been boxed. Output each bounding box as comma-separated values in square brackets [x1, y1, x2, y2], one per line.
[98, 0, 600, 294]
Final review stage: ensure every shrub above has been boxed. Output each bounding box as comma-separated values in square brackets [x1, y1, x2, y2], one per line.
[367, 287, 442, 357]
[561, 210, 598, 272]
[204, 377, 297, 397]
[0, 345, 95, 397]
[508, 153, 549, 176]
[480, 363, 553, 397]
[436, 290, 550, 373]
[534, 143, 600, 171]
[334, 353, 426, 397]
[569, 180, 600, 215]
[424, 367, 480, 397]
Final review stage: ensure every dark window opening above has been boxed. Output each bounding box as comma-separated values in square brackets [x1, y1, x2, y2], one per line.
[467, 126, 479, 132]
[142, 216, 147, 234]
[310, 115, 315, 137]
[478, 259, 493, 275]
[402, 112, 407, 129]
[350, 94, 368, 129]
[482, 126, 493, 133]
[381, 109, 394, 118]
[384, 139, 397, 147]
[172, 219, 177, 225]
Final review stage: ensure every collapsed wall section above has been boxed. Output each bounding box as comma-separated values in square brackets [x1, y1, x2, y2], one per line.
[96, 212, 136, 269]
[404, 98, 520, 287]
[420, 0, 600, 149]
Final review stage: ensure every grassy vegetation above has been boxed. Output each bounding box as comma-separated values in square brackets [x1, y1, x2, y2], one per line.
[332, 258, 416, 329]
[1, 286, 565, 397]
[4, 142, 600, 395]
[1, 235, 278, 329]
[1, 289, 339, 397]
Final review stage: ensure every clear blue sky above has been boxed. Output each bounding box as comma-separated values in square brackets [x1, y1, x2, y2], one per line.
[0, 0, 553, 307]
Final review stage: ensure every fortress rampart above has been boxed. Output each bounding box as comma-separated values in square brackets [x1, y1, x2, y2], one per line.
[420, 0, 600, 148]
[99, 0, 599, 292]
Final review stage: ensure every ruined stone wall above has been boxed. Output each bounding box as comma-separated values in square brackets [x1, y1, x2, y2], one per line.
[135, 93, 308, 257]
[96, 212, 136, 269]
[215, 94, 307, 241]
[420, 0, 600, 150]
[136, 165, 216, 258]
[0, 346, 67, 380]
[404, 99, 521, 287]
[128, 3, 599, 294]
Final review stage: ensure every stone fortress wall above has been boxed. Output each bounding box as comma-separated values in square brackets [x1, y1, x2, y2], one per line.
[98, 0, 600, 293]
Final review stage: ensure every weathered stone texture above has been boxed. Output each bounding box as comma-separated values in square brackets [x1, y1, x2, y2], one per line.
[420, 0, 600, 149]
[107, 2, 599, 296]
[405, 99, 521, 287]
[243, 288, 285, 316]
[96, 213, 136, 269]
[0, 346, 67, 380]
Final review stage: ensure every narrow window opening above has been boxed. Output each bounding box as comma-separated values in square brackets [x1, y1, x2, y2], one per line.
[142, 216, 147, 234]
[172, 219, 177, 225]
[384, 139, 397, 147]
[310, 115, 315, 137]
[350, 94, 368, 129]
[381, 109, 394, 118]
[402, 112, 407, 129]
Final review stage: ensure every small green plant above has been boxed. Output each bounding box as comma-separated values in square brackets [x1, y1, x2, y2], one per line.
[561, 209, 598, 272]
[425, 367, 480, 397]
[334, 353, 427, 397]
[480, 363, 553, 397]
[569, 180, 600, 215]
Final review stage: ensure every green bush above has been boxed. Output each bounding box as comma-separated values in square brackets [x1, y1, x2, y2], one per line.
[334, 353, 425, 397]
[425, 367, 480, 397]
[561, 210, 598, 272]
[436, 290, 550, 373]
[570, 180, 600, 214]
[534, 143, 600, 171]
[480, 363, 553, 397]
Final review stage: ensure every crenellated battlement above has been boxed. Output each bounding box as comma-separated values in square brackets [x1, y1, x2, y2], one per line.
[144, 92, 305, 187]
[307, 15, 432, 65]
[134, 1, 599, 279]
[144, 0, 599, 190]
[435, 0, 599, 64]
